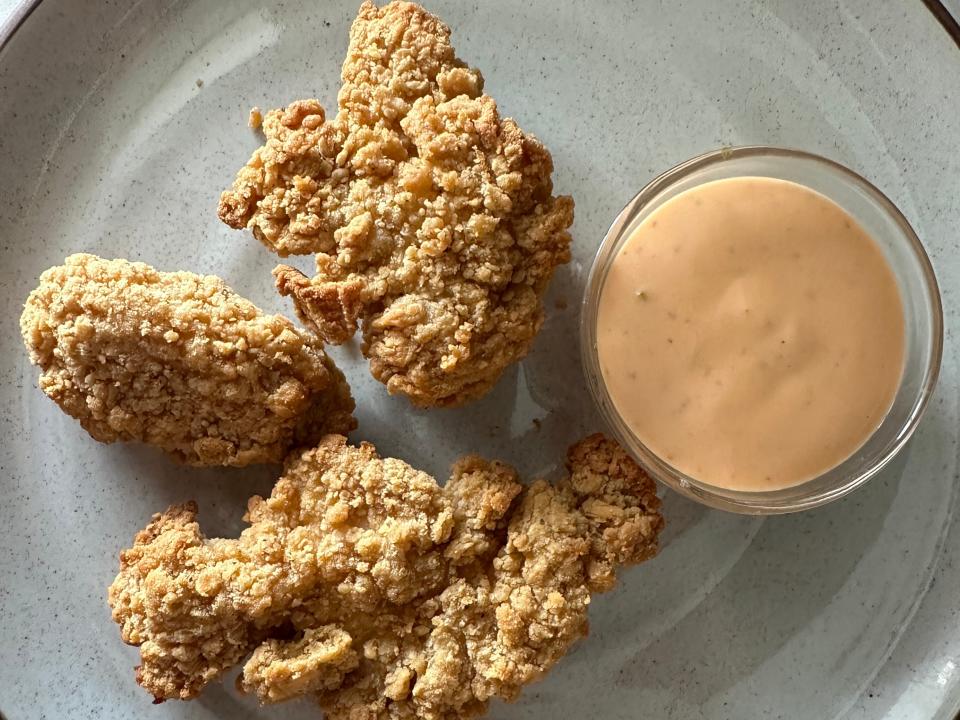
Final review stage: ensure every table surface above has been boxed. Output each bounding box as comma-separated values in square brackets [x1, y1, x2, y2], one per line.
[1, 0, 21, 30]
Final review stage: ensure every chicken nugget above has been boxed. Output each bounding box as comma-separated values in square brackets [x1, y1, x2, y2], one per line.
[20, 253, 355, 465]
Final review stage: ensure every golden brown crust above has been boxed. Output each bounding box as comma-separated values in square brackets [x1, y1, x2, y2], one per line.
[218, 1, 574, 407]
[108, 434, 663, 717]
[240, 626, 360, 703]
[20, 254, 355, 466]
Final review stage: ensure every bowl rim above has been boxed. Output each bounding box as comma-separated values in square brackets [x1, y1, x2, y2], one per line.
[580, 145, 945, 515]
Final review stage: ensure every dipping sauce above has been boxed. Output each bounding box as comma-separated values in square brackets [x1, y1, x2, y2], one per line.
[596, 177, 905, 491]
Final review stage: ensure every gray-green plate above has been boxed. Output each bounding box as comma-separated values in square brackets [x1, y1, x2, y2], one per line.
[1, 1, 958, 718]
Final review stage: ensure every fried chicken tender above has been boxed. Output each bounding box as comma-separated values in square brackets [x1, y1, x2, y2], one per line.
[218, 1, 574, 407]
[20, 254, 355, 466]
[108, 434, 663, 718]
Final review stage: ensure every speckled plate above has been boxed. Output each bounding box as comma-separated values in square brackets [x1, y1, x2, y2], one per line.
[1, 1, 959, 718]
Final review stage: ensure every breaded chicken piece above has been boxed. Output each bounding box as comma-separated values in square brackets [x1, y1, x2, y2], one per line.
[218, 1, 574, 407]
[108, 434, 662, 718]
[20, 254, 355, 466]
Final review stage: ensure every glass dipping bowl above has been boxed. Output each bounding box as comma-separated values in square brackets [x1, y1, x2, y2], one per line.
[581, 146, 943, 514]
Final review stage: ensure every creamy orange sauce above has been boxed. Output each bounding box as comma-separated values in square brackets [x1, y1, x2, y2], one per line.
[596, 177, 905, 491]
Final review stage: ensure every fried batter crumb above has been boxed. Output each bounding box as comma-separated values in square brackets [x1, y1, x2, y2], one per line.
[218, 1, 574, 407]
[240, 626, 359, 703]
[20, 254, 355, 466]
[248, 106, 263, 130]
[108, 434, 663, 718]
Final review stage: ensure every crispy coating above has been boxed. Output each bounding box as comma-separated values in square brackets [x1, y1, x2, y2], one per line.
[241, 626, 360, 703]
[20, 254, 355, 466]
[108, 434, 663, 718]
[218, 1, 574, 407]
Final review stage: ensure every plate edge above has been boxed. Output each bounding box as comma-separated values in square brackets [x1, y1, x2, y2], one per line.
[1, 0, 959, 53]
[0, 0, 40, 53]
[922, 0, 960, 47]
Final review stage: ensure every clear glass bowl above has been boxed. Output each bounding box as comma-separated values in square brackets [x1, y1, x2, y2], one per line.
[581, 146, 944, 514]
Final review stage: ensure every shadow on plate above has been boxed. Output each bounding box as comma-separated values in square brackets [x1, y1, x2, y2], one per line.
[107, 442, 280, 538]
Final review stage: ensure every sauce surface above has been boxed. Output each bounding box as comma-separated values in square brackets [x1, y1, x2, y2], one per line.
[596, 177, 905, 491]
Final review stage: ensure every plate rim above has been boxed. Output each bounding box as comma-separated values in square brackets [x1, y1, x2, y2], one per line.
[0, 0, 39, 52]
[1, 1, 958, 719]
[2, 0, 960, 53]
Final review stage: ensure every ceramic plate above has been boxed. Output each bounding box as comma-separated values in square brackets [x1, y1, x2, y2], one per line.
[1, 1, 959, 718]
